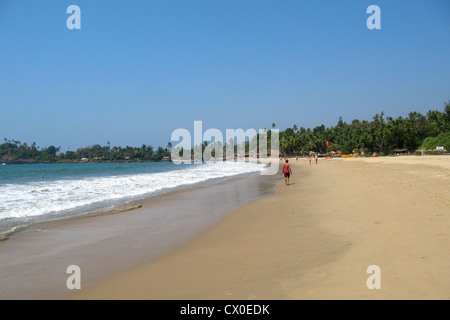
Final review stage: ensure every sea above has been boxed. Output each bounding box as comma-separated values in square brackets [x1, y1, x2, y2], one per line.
[0, 161, 267, 237]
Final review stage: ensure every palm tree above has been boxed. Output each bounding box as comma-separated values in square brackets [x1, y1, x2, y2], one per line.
[272, 123, 276, 129]
[293, 124, 298, 132]
[280, 136, 287, 155]
[305, 140, 315, 153]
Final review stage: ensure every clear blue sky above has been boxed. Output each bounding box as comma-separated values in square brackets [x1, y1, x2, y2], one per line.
[1, 0, 449, 151]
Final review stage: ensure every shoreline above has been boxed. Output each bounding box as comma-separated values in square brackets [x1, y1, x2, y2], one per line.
[0, 170, 279, 299]
[0, 202, 145, 242]
[3, 154, 448, 165]
[69, 156, 450, 300]
[0, 161, 271, 239]
[0, 160, 171, 165]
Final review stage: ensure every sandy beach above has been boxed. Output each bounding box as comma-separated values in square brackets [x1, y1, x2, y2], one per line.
[0, 170, 279, 300]
[69, 156, 450, 300]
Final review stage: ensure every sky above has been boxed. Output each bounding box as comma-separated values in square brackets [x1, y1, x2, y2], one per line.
[0, 0, 449, 151]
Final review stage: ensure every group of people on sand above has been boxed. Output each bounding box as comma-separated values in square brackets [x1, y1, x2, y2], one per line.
[281, 154, 320, 186]
[309, 154, 318, 165]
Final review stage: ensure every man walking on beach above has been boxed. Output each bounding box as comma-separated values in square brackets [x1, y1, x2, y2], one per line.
[283, 159, 292, 185]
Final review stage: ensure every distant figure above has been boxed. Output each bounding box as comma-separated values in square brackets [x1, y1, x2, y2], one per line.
[372, 152, 377, 157]
[315, 154, 318, 164]
[308, 155, 312, 166]
[283, 159, 292, 185]
[296, 156, 298, 162]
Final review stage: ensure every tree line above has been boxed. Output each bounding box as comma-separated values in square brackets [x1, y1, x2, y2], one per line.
[0, 140, 171, 163]
[1, 102, 449, 163]
[277, 102, 449, 156]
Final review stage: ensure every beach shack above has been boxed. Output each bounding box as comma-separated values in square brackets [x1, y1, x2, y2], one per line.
[394, 148, 410, 156]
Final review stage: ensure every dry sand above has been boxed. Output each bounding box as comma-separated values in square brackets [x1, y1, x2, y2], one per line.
[69, 156, 450, 300]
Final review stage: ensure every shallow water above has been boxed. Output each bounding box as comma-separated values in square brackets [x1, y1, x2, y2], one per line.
[0, 170, 280, 299]
[0, 162, 266, 235]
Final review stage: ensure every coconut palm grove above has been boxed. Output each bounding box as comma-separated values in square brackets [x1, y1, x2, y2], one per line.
[1, 102, 449, 163]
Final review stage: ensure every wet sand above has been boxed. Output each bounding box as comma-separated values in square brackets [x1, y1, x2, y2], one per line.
[0, 172, 277, 299]
[69, 156, 450, 300]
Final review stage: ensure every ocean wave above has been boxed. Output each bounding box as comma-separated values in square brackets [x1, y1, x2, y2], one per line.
[0, 162, 265, 221]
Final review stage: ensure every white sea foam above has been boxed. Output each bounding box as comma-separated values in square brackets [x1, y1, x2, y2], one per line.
[0, 162, 265, 220]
